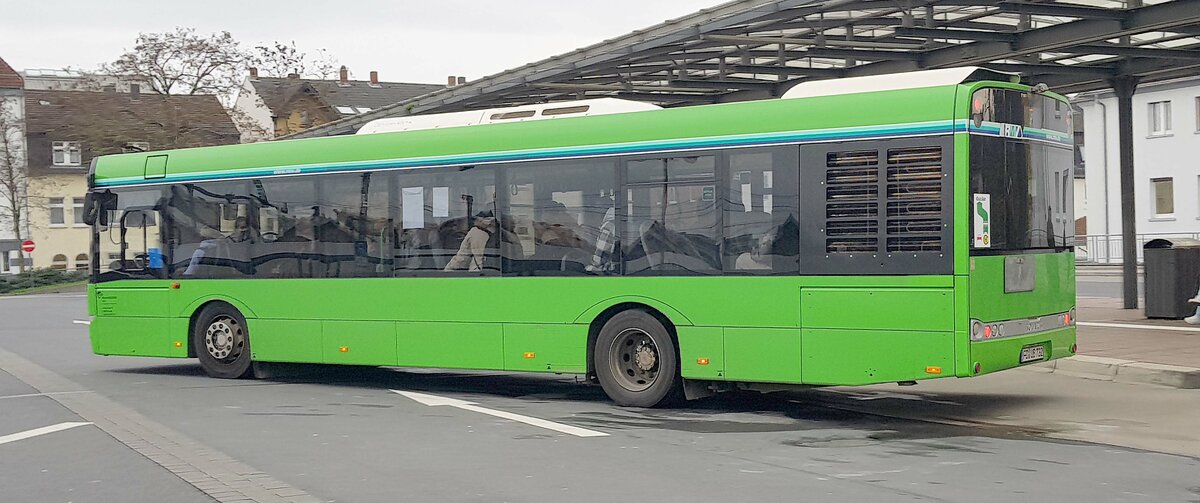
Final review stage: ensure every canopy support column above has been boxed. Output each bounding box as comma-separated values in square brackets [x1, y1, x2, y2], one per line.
[1109, 75, 1140, 309]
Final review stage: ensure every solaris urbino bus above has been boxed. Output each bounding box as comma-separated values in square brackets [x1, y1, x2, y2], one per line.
[84, 66, 1076, 407]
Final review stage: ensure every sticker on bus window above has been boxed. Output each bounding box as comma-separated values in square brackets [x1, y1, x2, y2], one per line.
[973, 194, 991, 248]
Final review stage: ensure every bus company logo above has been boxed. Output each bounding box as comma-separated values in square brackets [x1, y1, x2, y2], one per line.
[1000, 124, 1023, 138]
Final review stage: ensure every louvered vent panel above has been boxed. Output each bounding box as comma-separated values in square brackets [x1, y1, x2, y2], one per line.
[885, 146, 943, 253]
[825, 151, 880, 253]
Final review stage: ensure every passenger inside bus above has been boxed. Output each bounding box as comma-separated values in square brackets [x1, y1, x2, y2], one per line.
[444, 211, 498, 271]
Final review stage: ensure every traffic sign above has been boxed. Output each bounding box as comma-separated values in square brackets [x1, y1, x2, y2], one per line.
[20, 240, 34, 253]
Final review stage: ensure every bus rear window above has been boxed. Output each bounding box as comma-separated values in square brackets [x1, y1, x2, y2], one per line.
[971, 87, 1071, 134]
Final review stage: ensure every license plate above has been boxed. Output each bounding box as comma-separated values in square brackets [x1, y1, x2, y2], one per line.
[1019, 344, 1046, 364]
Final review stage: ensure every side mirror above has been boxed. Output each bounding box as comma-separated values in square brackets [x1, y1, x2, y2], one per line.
[83, 191, 116, 226]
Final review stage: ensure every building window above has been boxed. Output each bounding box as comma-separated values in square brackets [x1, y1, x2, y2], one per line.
[72, 198, 85, 226]
[1148, 101, 1171, 136]
[123, 142, 149, 153]
[1152, 177, 1174, 218]
[74, 253, 89, 271]
[51, 254, 68, 270]
[52, 141, 82, 166]
[49, 197, 65, 225]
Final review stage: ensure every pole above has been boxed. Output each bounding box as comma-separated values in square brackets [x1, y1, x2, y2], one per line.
[1109, 75, 1139, 309]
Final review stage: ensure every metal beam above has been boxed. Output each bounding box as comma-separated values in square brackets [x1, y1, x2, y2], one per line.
[702, 34, 925, 49]
[803, 47, 923, 60]
[893, 27, 1018, 43]
[996, 2, 1128, 20]
[983, 62, 1117, 77]
[534, 82, 723, 94]
[1074, 43, 1200, 60]
[1109, 75, 1140, 310]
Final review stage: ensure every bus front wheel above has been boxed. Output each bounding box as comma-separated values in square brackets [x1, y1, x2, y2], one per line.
[594, 310, 680, 407]
[193, 303, 253, 379]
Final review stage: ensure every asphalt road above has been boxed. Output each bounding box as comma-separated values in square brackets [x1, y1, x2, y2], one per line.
[2, 294, 1199, 503]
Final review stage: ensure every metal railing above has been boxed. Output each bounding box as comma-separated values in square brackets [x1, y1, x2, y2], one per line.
[1076, 232, 1200, 264]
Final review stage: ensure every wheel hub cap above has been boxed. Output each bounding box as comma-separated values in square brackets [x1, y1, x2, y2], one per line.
[608, 328, 661, 393]
[634, 343, 657, 371]
[205, 318, 240, 361]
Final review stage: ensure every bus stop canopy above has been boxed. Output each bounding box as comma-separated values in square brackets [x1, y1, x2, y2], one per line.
[285, 0, 1200, 139]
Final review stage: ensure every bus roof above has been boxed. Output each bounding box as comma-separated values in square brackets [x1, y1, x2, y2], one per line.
[782, 66, 1019, 100]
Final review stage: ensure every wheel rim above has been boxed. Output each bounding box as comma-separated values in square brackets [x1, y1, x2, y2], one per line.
[607, 328, 660, 392]
[204, 316, 245, 362]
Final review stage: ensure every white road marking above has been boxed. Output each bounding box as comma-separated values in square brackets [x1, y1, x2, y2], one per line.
[391, 390, 608, 438]
[0, 422, 93, 446]
[1078, 321, 1200, 333]
[0, 390, 94, 401]
[72, 320, 91, 325]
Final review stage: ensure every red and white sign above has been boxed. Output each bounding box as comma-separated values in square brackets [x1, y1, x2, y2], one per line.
[20, 240, 34, 253]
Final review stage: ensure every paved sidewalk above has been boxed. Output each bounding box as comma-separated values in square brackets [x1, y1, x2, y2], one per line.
[1037, 296, 1200, 388]
[1076, 296, 1200, 367]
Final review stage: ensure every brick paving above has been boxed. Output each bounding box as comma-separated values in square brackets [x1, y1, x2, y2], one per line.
[1076, 296, 1200, 369]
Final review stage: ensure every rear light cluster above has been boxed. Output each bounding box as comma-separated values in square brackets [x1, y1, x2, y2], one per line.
[970, 308, 1076, 342]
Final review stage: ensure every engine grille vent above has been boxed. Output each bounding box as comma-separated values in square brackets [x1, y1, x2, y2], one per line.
[885, 147, 944, 253]
[825, 151, 880, 253]
[824, 146, 945, 255]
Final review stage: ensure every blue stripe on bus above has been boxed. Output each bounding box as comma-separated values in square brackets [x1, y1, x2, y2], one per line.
[93, 119, 1066, 188]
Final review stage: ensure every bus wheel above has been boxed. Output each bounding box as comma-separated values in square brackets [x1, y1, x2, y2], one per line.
[193, 304, 253, 379]
[594, 310, 680, 407]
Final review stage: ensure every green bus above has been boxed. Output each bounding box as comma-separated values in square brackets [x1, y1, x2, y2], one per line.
[84, 67, 1077, 407]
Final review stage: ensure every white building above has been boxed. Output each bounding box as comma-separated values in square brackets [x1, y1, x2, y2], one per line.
[0, 57, 28, 273]
[1074, 76, 1200, 263]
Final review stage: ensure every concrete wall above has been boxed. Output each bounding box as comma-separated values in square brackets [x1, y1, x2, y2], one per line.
[232, 78, 274, 142]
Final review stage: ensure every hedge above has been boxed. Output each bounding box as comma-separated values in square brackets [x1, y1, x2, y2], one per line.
[0, 268, 88, 294]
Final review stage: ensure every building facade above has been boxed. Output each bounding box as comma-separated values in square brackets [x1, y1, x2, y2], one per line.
[232, 66, 442, 140]
[1075, 77, 1200, 263]
[0, 57, 28, 273]
[21, 84, 240, 271]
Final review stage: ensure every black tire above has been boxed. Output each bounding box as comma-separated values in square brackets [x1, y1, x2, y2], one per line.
[594, 310, 681, 407]
[193, 303, 253, 379]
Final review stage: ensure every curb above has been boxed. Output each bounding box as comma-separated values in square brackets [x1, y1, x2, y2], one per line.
[1024, 355, 1200, 389]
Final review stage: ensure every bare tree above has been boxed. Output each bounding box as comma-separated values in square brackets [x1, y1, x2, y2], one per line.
[0, 105, 27, 271]
[252, 40, 339, 79]
[102, 28, 248, 106]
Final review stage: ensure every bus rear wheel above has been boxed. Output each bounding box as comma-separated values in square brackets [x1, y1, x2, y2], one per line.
[594, 310, 680, 407]
[193, 303, 253, 379]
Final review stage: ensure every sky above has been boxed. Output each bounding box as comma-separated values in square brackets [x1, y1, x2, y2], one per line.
[1, 0, 723, 84]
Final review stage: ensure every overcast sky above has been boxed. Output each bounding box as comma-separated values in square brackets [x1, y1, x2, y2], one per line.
[1, 0, 722, 84]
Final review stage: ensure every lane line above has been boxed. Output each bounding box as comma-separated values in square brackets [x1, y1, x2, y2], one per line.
[1079, 321, 1200, 333]
[72, 320, 91, 325]
[391, 389, 608, 438]
[0, 422, 92, 446]
[0, 390, 95, 400]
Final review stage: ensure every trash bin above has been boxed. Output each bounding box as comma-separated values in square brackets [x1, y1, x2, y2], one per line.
[1143, 238, 1200, 319]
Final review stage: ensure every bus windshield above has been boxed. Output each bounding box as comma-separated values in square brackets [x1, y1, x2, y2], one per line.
[968, 88, 1074, 252]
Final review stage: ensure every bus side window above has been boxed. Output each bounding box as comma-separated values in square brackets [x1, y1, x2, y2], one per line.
[500, 158, 617, 276]
[724, 147, 799, 274]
